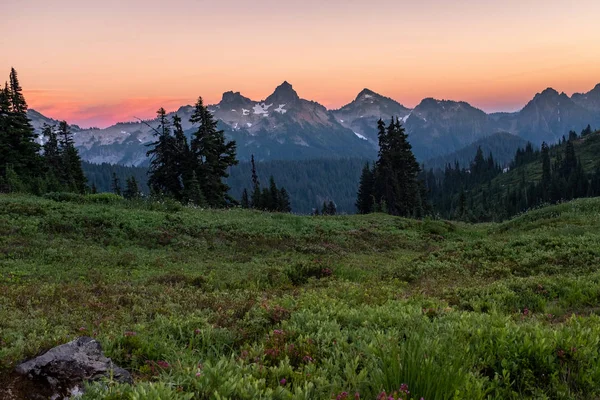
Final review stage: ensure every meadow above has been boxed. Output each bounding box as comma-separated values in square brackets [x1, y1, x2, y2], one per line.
[2, 193, 600, 399]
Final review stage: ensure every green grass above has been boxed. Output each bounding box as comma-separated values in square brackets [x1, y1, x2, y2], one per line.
[2, 194, 600, 399]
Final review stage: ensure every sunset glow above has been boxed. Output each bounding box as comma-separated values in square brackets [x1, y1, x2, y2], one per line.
[2, 0, 599, 128]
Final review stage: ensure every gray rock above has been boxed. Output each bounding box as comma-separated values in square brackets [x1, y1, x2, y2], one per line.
[15, 337, 132, 394]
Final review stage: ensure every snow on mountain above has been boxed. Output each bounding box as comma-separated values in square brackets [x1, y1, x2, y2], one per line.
[27, 82, 600, 165]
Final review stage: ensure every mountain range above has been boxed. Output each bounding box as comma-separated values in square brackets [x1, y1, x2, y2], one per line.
[28, 82, 600, 166]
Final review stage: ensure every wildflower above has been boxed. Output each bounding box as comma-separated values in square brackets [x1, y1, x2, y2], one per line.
[303, 355, 313, 363]
[79, 327, 86, 332]
[124, 331, 136, 337]
[273, 329, 284, 335]
[156, 360, 170, 369]
[400, 383, 409, 394]
[280, 378, 287, 386]
[194, 328, 201, 335]
[523, 308, 529, 316]
[195, 372, 202, 377]
[354, 393, 360, 400]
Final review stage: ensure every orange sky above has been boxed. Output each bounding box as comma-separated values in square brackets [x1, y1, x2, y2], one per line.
[2, 0, 600, 128]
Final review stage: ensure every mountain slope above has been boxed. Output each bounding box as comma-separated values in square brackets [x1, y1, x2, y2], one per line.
[405, 98, 498, 159]
[332, 89, 411, 147]
[28, 82, 600, 165]
[423, 132, 529, 170]
[497, 88, 600, 144]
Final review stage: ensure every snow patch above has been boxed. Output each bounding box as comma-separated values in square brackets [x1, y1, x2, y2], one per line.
[362, 94, 373, 99]
[231, 109, 237, 112]
[353, 131, 368, 140]
[242, 108, 250, 116]
[274, 104, 287, 114]
[253, 103, 273, 115]
[246, 123, 252, 128]
[402, 113, 411, 123]
[294, 137, 309, 147]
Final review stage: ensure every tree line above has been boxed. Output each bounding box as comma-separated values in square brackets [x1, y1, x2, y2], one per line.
[422, 126, 600, 222]
[0, 68, 86, 194]
[239, 155, 291, 212]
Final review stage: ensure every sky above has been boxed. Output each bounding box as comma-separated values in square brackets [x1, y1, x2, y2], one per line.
[1, 0, 600, 128]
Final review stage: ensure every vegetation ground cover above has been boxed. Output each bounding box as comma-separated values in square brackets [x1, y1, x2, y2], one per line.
[2, 194, 600, 399]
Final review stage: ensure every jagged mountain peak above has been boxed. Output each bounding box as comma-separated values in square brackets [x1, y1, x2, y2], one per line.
[266, 81, 300, 104]
[414, 97, 475, 111]
[355, 88, 378, 100]
[220, 91, 252, 105]
[539, 87, 559, 96]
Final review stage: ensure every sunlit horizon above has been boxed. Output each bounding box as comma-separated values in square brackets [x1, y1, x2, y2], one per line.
[2, 0, 599, 128]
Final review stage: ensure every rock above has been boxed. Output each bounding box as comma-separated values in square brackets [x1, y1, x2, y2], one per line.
[15, 337, 132, 396]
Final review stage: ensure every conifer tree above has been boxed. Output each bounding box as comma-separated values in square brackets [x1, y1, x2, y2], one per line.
[356, 162, 375, 214]
[147, 108, 182, 198]
[91, 183, 98, 194]
[111, 172, 122, 196]
[1, 69, 40, 179]
[269, 176, 279, 211]
[42, 124, 61, 180]
[322, 201, 329, 216]
[241, 188, 250, 208]
[541, 142, 551, 200]
[278, 187, 291, 212]
[327, 201, 337, 215]
[190, 97, 238, 207]
[250, 155, 261, 209]
[58, 121, 86, 193]
[370, 118, 426, 217]
[124, 176, 140, 199]
[184, 171, 206, 206]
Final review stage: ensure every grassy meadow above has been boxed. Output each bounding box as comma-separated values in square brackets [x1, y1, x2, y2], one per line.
[2, 193, 600, 399]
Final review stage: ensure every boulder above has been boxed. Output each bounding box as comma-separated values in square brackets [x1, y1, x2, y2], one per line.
[15, 337, 131, 396]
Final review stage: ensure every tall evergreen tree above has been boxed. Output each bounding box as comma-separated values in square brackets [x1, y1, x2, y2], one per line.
[111, 172, 122, 196]
[356, 162, 375, 214]
[58, 121, 86, 193]
[241, 188, 250, 208]
[184, 171, 206, 206]
[0, 68, 40, 180]
[541, 142, 551, 200]
[124, 176, 140, 199]
[268, 176, 279, 211]
[147, 108, 181, 198]
[250, 154, 261, 209]
[278, 187, 292, 212]
[42, 124, 60, 176]
[371, 118, 425, 217]
[189, 97, 238, 207]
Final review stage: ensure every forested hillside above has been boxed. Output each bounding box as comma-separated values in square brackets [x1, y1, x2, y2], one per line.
[423, 132, 528, 170]
[83, 158, 369, 214]
[427, 129, 600, 221]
